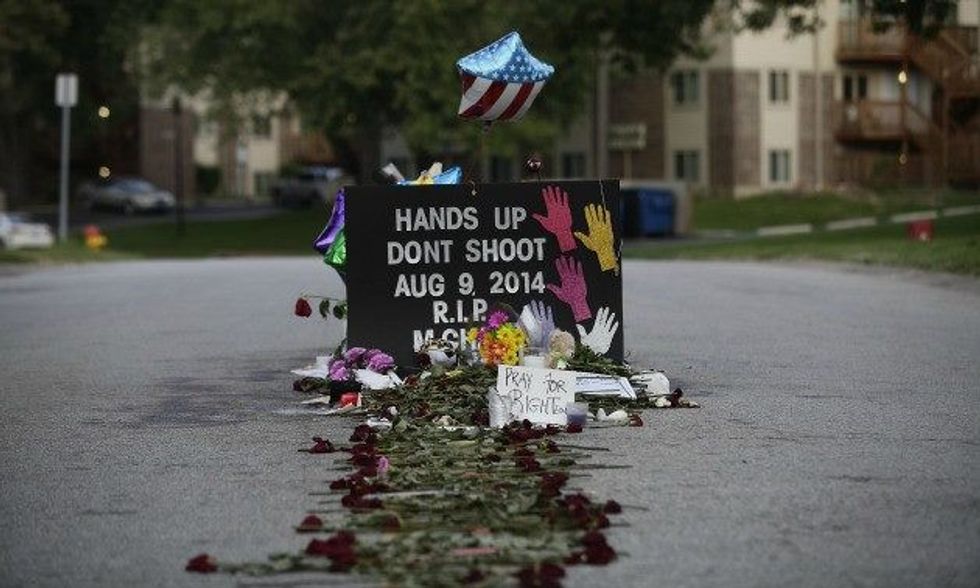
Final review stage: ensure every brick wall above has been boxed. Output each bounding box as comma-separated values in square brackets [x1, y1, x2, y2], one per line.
[608, 72, 665, 178]
[138, 107, 195, 199]
[800, 73, 838, 189]
[708, 69, 760, 194]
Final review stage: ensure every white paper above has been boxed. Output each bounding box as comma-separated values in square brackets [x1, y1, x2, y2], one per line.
[495, 365, 576, 426]
[572, 372, 637, 399]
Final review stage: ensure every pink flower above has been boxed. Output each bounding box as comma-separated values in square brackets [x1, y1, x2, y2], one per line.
[366, 352, 394, 373]
[487, 310, 508, 329]
[329, 365, 350, 381]
[377, 455, 390, 477]
[344, 347, 367, 364]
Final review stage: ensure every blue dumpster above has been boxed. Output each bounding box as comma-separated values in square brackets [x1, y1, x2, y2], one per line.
[622, 187, 675, 237]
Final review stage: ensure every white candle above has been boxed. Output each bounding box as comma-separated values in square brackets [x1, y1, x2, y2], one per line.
[522, 354, 546, 368]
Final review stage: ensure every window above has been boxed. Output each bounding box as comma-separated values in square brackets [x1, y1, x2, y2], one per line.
[253, 171, 274, 197]
[843, 74, 868, 101]
[670, 70, 700, 105]
[673, 150, 700, 182]
[251, 114, 272, 138]
[489, 156, 513, 182]
[561, 152, 586, 178]
[769, 70, 790, 103]
[769, 150, 791, 183]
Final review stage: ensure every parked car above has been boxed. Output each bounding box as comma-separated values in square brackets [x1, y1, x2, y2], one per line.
[270, 166, 351, 208]
[78, 177, 175, 215]
[0, 212, 55, 249]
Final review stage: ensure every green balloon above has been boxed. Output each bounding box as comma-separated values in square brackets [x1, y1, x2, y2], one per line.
[323, 230, 346, 268]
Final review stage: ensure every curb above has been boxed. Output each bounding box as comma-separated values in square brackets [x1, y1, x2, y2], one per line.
[748, 204, 980, 238]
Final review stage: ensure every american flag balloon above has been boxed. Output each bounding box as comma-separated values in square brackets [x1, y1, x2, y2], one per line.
[456, 31, 554, 123]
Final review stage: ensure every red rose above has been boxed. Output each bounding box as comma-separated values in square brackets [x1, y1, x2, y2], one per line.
[581, 531, 616, 565]
[185, 553, 217, 573]
[309, 436, 335, 454]
[462, 569, 486, 584]
[306, 531, 357, 568]
[294, 298, 312, 317]
[381, 514, 401, 532]
[566, 423, 583, 433]
[603, 500, 622, 514]
[297, 514, 323, 533]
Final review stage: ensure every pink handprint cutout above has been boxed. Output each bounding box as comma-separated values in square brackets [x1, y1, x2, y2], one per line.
[532, 185, 576, 252]
[546, 256, 592, 322]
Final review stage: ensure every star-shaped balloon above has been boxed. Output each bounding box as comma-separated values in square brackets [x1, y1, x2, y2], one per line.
[457, 31, 554, 123]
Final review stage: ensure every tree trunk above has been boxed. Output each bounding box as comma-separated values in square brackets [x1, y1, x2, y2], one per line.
[0, 116, 31, 209]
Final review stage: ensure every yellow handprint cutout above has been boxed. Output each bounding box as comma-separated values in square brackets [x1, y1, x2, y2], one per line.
[574, 204, 618, 274]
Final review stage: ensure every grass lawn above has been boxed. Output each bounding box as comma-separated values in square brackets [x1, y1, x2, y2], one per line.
[694, 189, 980, 231]
[0, 210, 325, 264]
[625, 214, 980, 276]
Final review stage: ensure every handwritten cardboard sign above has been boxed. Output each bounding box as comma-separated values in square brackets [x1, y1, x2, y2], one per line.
[345, 181, 623, 366]
[494, 365, 577, 426]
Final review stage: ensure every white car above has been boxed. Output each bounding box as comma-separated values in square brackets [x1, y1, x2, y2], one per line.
[0, 213, 55, 249]
[78, 177, 175, 215]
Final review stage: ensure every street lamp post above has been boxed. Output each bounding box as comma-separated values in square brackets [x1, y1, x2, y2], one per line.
[171, 96, 185, 236]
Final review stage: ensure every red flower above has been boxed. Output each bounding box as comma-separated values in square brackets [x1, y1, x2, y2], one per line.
[305, 531, 358, 571]
[341, 494, 382, 509]
[309, 436, 335, 454]
[539, 472, 569, 497]
[297, 514, 323, 533]
[185, 553, 217, 573]
[581, 531, 616, 565]
[516, 457, 542, 472]
[349, 424, 375, 443]
[294, 298, 312, 317]
[566, 423, 583, 433]
[350, 453, 377, 467]
[603, 500, 622, 514]
[559, 493, 592, 513]
[513, 447, 534, 458]
[469, 409, 489, 426]
[462, 569, 486, 584]
[381, 514, 401, 532]
[515, 562, 565, 588]
[543, 440, 560, 454]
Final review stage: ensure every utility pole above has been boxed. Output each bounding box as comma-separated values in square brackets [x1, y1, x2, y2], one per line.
[172, 96, 185, 236]
[813, 2, 824, 191]
[55, 73, 78, 243]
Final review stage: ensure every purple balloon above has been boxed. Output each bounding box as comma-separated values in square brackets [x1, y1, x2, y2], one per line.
[313, 189, 346, 254]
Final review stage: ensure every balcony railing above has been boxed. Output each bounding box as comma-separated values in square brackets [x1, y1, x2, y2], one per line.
[834, 100, 934, 142]
[837, 19, 906, 62]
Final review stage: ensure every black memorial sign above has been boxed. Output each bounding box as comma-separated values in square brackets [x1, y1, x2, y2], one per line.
[346, 180, 622, 366]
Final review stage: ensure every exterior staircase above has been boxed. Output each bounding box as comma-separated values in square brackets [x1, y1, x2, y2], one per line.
[836, 19, 980, 186]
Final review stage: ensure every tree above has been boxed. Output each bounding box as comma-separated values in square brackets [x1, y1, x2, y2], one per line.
[0, 0, 159, 206]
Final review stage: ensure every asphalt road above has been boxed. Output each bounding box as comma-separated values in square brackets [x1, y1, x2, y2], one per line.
[1, 259, 978, 587]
